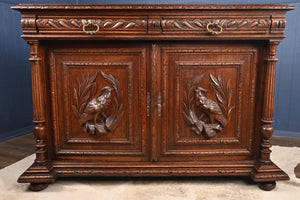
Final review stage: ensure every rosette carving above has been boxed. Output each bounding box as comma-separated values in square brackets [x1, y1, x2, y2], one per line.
[183, 72, 234, 138]
[72, 71, 124, 136]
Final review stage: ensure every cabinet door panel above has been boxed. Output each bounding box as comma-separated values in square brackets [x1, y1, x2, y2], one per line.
[49, 44, 148, 161]
[157, 42, 259, 162]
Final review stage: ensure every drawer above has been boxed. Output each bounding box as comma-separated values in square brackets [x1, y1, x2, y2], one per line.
[36, 16, 147, 35]
[34, 15, 272, 36]
[160, 16, 271, 35]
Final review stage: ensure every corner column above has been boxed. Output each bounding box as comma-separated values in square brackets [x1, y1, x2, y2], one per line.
[251, 41, 289, 190]
[18, 41, 56, 191]
[260, 41, 279, 163]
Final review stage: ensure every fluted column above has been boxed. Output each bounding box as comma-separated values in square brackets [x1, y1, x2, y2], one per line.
[18, 41, 56, 189]
[28, 41, 48, 165]
[259, 41, 279, 163]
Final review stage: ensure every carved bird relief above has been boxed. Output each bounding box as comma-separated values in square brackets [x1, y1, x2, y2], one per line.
[183, 73, 234, 138]
[195, 87, 228, 127]
[78, 86, 114, 135]
[72, 71, 124, 136]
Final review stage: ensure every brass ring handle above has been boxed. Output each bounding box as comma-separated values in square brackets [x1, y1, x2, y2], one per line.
[206, 22, 223, 35]
[83, 20, 99, 35]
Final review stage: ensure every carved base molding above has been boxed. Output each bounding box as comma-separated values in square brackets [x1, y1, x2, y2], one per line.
[250, 161, 289, 183]
[54, 163, 253, 177]
[17, 162, 57, 184]
[18, 161, 288, 191]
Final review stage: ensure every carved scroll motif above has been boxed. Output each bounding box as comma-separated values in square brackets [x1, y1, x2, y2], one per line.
[72, 71, 124, 136]
[183, 72, 234, 138]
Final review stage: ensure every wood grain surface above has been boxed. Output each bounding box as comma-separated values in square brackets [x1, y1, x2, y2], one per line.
[11, 4, 295, 191]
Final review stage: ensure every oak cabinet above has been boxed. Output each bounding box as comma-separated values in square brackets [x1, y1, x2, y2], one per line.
[12, 4, 294, 191]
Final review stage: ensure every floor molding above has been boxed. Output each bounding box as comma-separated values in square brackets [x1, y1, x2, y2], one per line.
[274, 130, 300, 139]
[0, 125, 33, 142]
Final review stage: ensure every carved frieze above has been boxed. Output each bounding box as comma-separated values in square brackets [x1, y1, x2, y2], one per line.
[161, 19, 271, 31]
[24, 16, 273, 35]
[183, 72, 234, 138]
[36, 18, 147, 31]
[72, 71, 124, 136]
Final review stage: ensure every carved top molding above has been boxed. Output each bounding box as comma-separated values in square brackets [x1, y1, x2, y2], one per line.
[12, 4, 295, 11]
[12, 4, 294, 40]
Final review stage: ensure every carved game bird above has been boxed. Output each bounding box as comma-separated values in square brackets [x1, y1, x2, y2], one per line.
[195, 87, 227, 127]
[78, 86, 114, 127]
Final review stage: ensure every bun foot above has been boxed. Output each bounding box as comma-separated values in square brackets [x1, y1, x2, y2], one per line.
[29, 183, 48, 191]
[258, 181, 276, 191]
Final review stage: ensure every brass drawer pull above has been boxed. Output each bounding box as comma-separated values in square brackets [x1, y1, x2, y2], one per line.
[206, 22, 223, 35]
[83, 20, 100, 35]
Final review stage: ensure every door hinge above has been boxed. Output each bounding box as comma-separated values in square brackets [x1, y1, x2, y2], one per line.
[147, 92, 151, 117]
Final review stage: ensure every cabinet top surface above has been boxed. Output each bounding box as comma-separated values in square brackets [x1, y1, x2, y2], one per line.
[12, 4, 294, 41]
[12, 4, 295, 11]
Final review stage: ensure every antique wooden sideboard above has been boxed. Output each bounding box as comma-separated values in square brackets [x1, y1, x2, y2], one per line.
[12, 4, 295, 191]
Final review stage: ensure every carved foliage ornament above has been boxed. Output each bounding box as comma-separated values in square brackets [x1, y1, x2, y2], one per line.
[72, 71, 124, 136]
[183, 72, 234, 138]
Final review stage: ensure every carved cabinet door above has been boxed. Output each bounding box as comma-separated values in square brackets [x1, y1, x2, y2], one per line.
[155, 42, 261, 162]
[49, 42, 149, 162]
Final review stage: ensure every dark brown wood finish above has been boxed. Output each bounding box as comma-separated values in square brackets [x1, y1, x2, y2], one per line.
[12, 4, 295, 191]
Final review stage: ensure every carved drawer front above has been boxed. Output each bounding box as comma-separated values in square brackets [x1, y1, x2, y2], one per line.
[49, 43, 148, 161]
[161, 16, 271, 35]
[36, 16, 147, 34]
[157, 42, 259, 162]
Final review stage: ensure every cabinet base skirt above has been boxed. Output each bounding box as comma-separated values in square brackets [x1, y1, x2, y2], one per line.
[18, 161, 289, 191]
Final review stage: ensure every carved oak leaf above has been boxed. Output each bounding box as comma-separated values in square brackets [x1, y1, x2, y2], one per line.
[72, 71, 124, 136]
[183, 72, 234, 138]
[209, 73, 235, 120]
[100, 71, 124, 131]
[72, 72, 98, 119]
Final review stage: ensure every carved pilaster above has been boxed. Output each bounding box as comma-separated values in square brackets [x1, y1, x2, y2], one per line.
[28, 41, 47, 165]
[250, 41, 289, 184]
[259, 41, 279, 163]
[18, 41, 56, 187]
